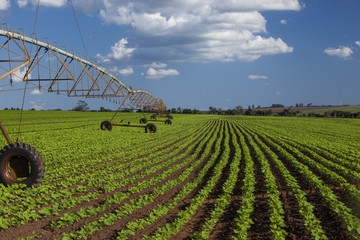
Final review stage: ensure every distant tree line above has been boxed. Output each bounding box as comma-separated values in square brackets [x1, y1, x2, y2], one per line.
[170, 107, 201, 114]
[170, 106, 273, 116]
[305, 111, 360, 118]
[4, 100, 357, 119]
[273, 108, 360, 118]
[276, 108, 297, 117]
[294, 103, 313, 107]
[3, 107, 21, 110]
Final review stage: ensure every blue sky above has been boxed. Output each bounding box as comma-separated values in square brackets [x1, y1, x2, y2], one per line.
[0, 0, 359, 111]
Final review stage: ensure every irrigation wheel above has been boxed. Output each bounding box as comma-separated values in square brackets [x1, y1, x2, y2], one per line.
[139, 118, 148, 124]
[0, 142, 45, 188]
[150, 114, 157, 120]
[145, 123, 157, 133]
[100, 120, 113, 131]
[165, 119, 172, 125]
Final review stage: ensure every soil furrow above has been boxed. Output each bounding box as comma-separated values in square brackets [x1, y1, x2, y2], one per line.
[257, 133, 353, 239]
[170, 121, 226, 238]
[238, 125, 272, 239]
[268, 136, 360, 219]
[207, 122, 241, 240]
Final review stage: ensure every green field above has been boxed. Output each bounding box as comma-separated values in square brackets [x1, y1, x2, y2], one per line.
[301, 105, 360, 114]
[0, 111, 359, 239]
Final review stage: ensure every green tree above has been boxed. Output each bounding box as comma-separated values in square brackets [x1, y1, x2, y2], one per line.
[209, 106, 217, 114]
[192, 109, 200, 114]
[235, 106, 243, 115]
[182, 108, 192, 114]
[73, 100, 89, 111]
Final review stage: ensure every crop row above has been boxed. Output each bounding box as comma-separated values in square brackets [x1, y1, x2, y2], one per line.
[237, 120, 360, 239]
[60, 120, 224, 239]
[1, 121, 215, 230]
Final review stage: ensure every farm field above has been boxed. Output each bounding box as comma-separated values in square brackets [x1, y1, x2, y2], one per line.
[0, 111, 360, 239]
[257, 105, 360, 114]
[301, 105, 360, 114]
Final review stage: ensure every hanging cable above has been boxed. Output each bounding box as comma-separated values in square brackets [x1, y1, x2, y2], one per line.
[29, 0, 40, 57]
[17, 0, 40, 142]
[33, 0, 40, 34]
[69, 0, 89, 59]
[17, 81, 28, 142]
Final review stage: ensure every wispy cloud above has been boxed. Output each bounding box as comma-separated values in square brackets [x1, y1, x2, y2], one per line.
[248, 74, 268, 80]
[17, 0, 67, 8]
[144, 62, 167, 68]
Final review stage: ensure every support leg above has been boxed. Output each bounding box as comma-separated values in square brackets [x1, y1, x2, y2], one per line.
[0, 122, 12, 144]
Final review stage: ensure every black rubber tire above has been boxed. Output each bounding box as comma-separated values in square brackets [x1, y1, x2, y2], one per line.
[150, 114, 157, 120]
[145, 123, 157, 133]
[100, 121, 112, 131]
[0, 142, 45, 188]
[165, 119, 172, 125]
[139, 118, 148, 124]
[168, 115, 173, 120]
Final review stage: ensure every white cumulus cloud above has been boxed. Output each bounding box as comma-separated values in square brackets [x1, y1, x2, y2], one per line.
[146, 67, 179, 79]
[119, 67, 134, 76]
[16, 0, 27, 7]
[12, 67, 31, 83]
[97, 38, 135, 63]
[280, 19, 287, 24]
[248, 74, 268, 80]
[31, 104, 44, 110]
[356, 41, 360, 47]
[97, 0, 300, 63]
[0, 0, 10, 10]
[30, 89, 42, 95]
[324, 46, 353, 58]
[109, 39, 135, 60]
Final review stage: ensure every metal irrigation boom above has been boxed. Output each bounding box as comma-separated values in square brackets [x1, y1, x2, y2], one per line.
[0, 23, 168, 187]
[0, 23, 166, 111]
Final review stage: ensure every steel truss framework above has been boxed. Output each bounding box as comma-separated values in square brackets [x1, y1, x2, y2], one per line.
[0, 24, 166, 112]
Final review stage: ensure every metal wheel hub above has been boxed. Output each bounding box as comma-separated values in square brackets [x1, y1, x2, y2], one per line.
[4, 153, 31, 182]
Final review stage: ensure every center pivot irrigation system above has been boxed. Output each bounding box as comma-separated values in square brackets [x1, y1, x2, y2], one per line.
[0, 24, 171, 187]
